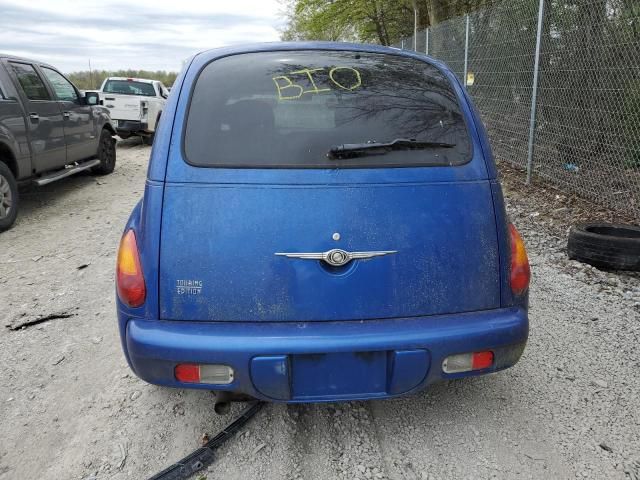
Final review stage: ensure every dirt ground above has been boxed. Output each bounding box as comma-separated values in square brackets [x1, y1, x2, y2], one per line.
[1, 141, 639, 480]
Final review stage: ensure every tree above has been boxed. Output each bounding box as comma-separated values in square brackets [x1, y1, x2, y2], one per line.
[281, 0, 420, 45]
[280, 0, 497, 45]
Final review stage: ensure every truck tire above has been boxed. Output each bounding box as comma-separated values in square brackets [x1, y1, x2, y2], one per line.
[0, 161, 18, 233]
[568, 223, 640, 271]
[92, 129, 116, 175]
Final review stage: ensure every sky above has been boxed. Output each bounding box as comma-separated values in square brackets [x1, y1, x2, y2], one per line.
[0, 0, 285, 73]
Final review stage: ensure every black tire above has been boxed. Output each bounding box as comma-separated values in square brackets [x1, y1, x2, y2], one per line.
[92, 129, 116, 175]
[0, 161, 19, 233]
[568, 223, 640, 271]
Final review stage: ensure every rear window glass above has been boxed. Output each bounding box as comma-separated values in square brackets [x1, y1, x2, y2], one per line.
[184, 51, 471, 168]
[103, 80, 156, 96]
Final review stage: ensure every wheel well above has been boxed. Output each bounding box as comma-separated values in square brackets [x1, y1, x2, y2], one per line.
[103, 123, 116, 135]
[0, 142, 18, 178]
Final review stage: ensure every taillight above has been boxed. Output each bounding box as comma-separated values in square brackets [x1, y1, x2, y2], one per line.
[174, 364, 200, 383]
[174, 364, 235, 384]
[116, 229, 146, 307]
[442, 351, 494, 373]
[509, 223, 530, 295]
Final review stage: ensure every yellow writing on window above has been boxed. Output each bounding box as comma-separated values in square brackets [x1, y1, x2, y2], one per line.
[329, 67, 362, 91]
[272, 67, 362, 100]
[272, 75, 304, 100]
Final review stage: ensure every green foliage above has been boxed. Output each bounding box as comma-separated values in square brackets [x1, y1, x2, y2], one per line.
[281, 0, 416, 45]
[280, 0, 497, 44]
[66, 69, 178, 90]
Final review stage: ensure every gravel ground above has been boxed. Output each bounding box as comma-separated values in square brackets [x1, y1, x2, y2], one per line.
[0, 142, 639, 480]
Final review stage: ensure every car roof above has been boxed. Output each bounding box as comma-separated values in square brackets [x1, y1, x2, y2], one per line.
[191, 41, 447, 71]
[0, 53, 59, 71]
[196, 41, 405, 57]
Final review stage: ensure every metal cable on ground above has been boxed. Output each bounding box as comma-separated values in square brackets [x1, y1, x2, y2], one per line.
[147, 401, 265, 480]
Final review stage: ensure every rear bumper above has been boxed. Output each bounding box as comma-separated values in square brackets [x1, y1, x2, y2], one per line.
[114, 120, 148, 135]
[122, 308, 528, 402]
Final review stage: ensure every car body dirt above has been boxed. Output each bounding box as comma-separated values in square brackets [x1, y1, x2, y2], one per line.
[116, 43, 530, 404]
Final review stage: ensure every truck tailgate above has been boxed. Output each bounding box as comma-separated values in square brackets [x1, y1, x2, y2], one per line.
[102, 94, 140, 121]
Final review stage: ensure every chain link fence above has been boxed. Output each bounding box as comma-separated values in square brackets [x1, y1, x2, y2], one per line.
[394, 0, 640, 220]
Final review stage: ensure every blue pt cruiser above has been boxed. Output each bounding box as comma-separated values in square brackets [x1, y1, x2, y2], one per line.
[116, 43, 530, 406]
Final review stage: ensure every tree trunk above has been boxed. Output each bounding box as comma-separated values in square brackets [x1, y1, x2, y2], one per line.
[426, 0, 457, 25]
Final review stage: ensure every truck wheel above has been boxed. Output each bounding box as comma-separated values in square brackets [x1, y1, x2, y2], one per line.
[92, 129, 116, 175]
[568, 223, 640, 271]
[0, 162, 18, 233]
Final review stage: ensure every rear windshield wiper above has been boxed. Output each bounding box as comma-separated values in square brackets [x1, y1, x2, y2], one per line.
[327, 138, 456, 159]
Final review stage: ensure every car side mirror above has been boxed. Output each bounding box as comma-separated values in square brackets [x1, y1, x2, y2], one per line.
[85, 92, 100, 106]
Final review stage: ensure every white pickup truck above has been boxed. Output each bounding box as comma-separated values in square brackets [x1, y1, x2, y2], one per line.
[99, 77, 169, 144]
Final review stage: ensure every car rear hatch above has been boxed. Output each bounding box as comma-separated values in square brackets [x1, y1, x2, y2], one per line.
[158, 49, 500, 322]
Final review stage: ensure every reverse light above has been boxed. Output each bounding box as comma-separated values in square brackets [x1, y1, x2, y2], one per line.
[174, 364, 235, 384]
[442, 351, 494, 374]
[509, 223, 531, 295]
[116, 230, 146, 307]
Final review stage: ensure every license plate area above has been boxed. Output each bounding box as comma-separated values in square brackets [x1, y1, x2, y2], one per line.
[291, 351, 387, 400]
[250, 349, 430, 401]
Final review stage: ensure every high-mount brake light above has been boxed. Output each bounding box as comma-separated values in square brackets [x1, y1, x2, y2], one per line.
[116, 230, 146, 307]
[509, 223, 531, 295]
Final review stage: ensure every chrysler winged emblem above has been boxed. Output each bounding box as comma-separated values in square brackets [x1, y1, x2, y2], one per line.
[275, 248, 397, 267]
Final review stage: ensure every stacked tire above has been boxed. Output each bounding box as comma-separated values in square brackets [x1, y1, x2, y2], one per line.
[568, 223, 640, 271]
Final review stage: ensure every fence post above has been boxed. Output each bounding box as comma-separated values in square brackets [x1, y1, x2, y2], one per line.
[426, 28, 429, 55]
[526, 0, 545, 185]
[413, 5, 418, 51]
[463, 14, 470, 89]
[401, 38, 405, 50]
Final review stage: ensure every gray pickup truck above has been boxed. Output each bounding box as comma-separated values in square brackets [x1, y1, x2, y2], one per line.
[0, 54, 116, 232]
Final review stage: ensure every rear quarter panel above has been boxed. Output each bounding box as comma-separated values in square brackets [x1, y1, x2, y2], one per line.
[117, 61, 194, 365]
[116, 181, 164, 366]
